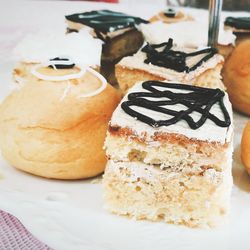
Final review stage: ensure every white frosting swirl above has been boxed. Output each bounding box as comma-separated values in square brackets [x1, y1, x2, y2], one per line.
[77, 67, 107, 98]
[31, 60, 86, 81]
[31, 62, 107, 99]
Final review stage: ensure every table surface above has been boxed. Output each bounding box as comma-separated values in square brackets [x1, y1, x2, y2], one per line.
[0, 1, 250, 250]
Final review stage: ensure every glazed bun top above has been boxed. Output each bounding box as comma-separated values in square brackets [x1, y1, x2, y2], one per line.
[1, 57, 120, 131]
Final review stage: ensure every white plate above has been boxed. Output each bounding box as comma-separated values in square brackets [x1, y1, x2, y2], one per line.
[0, 1, 250, 250]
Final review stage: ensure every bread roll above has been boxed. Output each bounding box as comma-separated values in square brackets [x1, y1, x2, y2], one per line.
[149, 9, 193, 24]
[0, 60, 120, 179]
[222, 40, 250, 115]
[241, 121, 250, 174]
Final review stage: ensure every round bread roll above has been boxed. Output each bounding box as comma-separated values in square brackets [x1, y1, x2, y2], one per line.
[241, 121, 250, 174]
[0, 60, 121, 179]
[149, 9, 193, 24]
[222, 40, 250, 116]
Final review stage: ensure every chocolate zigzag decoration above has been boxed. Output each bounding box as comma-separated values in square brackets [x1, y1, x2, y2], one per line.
[225, 17, 250, 30]
[66, 9, 148, 35]
[121, 81, 231, 130]
[141, 39, 217, 73]
[48, 57, 75, 69]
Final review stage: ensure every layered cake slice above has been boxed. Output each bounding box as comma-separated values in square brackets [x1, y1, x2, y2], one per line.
[66, 9, 148, 62]
[116, 39, 225, 93]
[65, 10, 148, 85]
[140, 20, 236, 58]
[224, 17, 250, 44]
[103, 80, 233, 227]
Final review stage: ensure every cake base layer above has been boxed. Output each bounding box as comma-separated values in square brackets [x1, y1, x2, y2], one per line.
[115, 63, 225, 93]
[103, 160, 232, 228]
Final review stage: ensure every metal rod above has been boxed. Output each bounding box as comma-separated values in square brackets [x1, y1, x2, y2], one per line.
[208, 0, 223, 47]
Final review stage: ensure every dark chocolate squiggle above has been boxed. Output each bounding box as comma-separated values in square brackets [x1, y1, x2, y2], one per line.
[48, 58, 75, 69]
[141, 39, 217, 73]
[121, 81, 231, 130]
[65, 9, 148, 36]
[225, 17, 250, 30]
[163, 8, 176, 18]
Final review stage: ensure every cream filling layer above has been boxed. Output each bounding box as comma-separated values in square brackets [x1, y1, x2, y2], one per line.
[105, 160, 224, 185]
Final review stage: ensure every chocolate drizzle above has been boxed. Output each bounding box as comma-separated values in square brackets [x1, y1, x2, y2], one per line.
[163, 8, 176, 18]
[121, 81, 231, 130]
[48, 57, 75, 69]
[225, 17, 250, 30]
[141, 39, 217, 73]
[65, 10, 148, 37]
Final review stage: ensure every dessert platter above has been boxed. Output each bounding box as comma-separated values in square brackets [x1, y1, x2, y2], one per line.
[0, 1, 250, 249]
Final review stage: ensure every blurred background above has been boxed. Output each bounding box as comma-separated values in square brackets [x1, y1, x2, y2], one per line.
[41, 0, 250, 11]
[166, 0, 249, 11]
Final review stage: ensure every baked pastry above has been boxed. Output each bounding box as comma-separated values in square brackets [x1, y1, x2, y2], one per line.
[116, 38, 225, 93]
[140, 21, 236, 58]
[103, 80, 233, 227]
[0, 58, 121, 179]
[224, 17, 250, 45]
[12, 29, 102, 84]
[65, 10, 148, 85]
[222, 39, 250, 116]
[149, 8, 193, 24]
[241, 121, 250, 175]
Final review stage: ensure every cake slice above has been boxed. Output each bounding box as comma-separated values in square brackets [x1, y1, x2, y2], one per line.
[224, 17, 250, 45]
[66, 9, 148, 62]
[140, 21, 236, 58]
[65, 10, 148, 85]
[116, 39, 225, 93]
[103, 80, 233, 228]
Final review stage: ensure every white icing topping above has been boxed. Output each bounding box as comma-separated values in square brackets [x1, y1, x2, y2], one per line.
[140, 21, 236, 47]
[31, 62, 86, 81]
[60, 81, 71, 101]
[118, 47, 224, 82]
[77, 67, 107, 98]
[31, 62, 107, 99]
[12, 29, 103, 67]
[110, 82, 233, 143]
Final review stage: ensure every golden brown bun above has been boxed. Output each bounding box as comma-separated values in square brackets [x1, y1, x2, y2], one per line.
[0, 66, 121, 179]
[149, 10, 193, 24]
[222, 40, 250, 116]
[13, 62, 100, 84]
[241, 121, 250, 175]
[217, 44, 234, 59]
